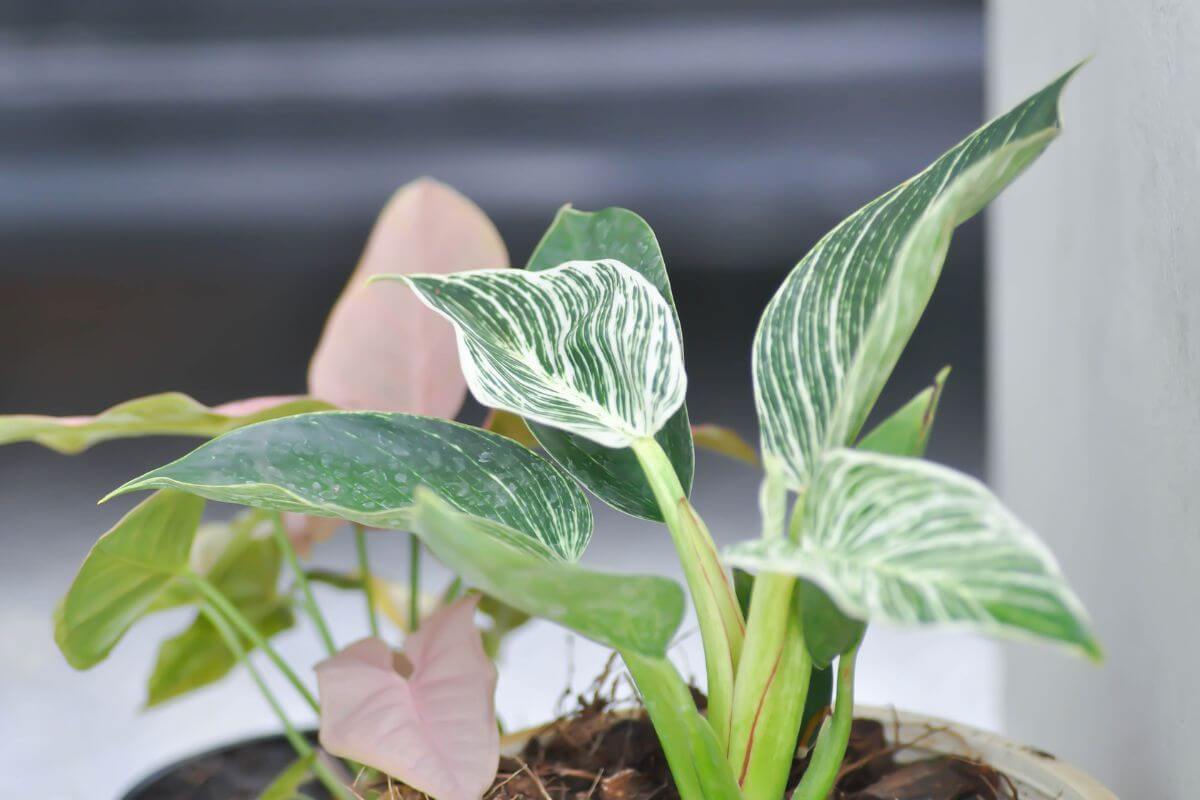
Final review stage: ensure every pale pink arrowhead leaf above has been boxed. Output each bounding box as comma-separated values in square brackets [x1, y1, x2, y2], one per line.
[308, 178, 509, 416]
[282, 513, 343, 558]
[315, 595, 500, 800]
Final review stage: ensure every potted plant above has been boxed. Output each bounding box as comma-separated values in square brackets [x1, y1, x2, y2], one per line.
[6, 66, 1114, 799]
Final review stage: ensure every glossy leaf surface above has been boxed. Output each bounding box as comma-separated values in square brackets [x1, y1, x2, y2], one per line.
[754, 70, 1076, 489]
[110, 412, 592, 562]
[523, 206, 694, 520]
[409, 490, 684, 657]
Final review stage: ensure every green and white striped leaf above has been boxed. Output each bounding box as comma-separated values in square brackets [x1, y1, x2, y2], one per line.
[523, 206, 695, 520]
[379, 259, 686, 450]
[0, 393, 331, 455]
[754, 69, 1077, 489]
[726, 449, 1101, 660]
[409, 490, 684, 657]
[108, 412, 592, 562]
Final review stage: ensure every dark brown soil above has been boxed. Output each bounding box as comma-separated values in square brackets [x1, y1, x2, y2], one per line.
[126, 707, 1019, 800]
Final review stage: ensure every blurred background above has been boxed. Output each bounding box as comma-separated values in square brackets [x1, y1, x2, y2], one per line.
[1, 1, 1012, 796]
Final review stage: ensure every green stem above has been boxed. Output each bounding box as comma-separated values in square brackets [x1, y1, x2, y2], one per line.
[729, 469, 812, 798]
[271, 512, 337, 655]
[200, 603, 353, 800]
[631, 436, 745, 751]
[792, 645, 859, 800]
[353, 524, 380, 638]
[729, 574, 811, 800]
[408, 533, 422, 632]
[621, 650, 742, 800]
[187, 573, 320, 714]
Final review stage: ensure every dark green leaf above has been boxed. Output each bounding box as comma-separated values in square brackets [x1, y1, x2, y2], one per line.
[109, 412, 593, 562]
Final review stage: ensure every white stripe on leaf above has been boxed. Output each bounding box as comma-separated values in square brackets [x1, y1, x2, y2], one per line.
[385, 259, 687, 449]
[725, 449, 1101, 660]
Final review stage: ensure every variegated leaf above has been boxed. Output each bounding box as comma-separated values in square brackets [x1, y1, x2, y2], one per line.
[108, 412, 592, 562]
[754, 68, 1078, 489]
[524, 205, 695, 521]
[726, 448, 1101, 659]
[379, 259, 686, 449]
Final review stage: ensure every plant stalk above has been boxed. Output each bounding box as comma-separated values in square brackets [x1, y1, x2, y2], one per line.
[188, 573, 320, 713]
[621, 650, 742, 800]
[728, 574, 811, 800]
[729, 468, 812, 798]
[631, 436, 745, 750]
[408, 533, 422, 632]
[200, 603, 353, 800]
[271, 512, 337, 655]
[353, 524, 380, 637]
[792, 645, 859, 800]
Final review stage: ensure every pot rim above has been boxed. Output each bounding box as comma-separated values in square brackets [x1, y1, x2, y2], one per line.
[854, 705, 1115, 800]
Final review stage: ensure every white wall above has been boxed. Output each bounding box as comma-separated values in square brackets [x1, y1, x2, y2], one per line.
[987, 2, 1200, 796]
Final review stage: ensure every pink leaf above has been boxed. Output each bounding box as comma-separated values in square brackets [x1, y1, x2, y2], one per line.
[315, 595, 500, 800]
[282, 513, 343, 558]
[308, 178, 509, 416]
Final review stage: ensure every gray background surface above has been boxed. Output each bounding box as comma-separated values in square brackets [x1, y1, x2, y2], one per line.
[988, 1, 1200, 796]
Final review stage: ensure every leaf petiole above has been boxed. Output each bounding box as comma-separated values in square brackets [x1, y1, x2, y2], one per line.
[187, 572, 319, 713]
[408, 533, 422, 632]
[271, 513, 337, 656]
[630, 436, 744, 750]
[792, 644, 859, 800]
[353, 524, 380, 637]
[199, 602, 353, 800]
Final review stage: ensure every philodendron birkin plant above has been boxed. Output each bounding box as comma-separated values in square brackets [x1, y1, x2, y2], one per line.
[27, 67, 1101, 800]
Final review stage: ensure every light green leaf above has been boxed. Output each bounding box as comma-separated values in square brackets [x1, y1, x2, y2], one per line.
[1, 393, 331, 455]
[754, 68, 1077, 489]
[523, 206, 695, 521]
[147, 512, 294, 705]
[108, 412, 592, 562]
[409, 489, 684, 657]
[258, 755, 316, 800]
[857, 367, 949, 458]
[380, 259, 686, 450]
[146, 600, 293, 707]
[726, 449, 1101, 659]
[55, 491, 206, 669]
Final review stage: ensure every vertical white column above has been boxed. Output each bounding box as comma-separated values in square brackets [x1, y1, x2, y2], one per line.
[987, 2, 1200, 795]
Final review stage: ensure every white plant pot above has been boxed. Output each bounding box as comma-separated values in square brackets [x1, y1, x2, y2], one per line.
[855, 706, 1117, 800]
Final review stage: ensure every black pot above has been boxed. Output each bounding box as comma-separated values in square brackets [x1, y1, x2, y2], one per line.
[121, 731, 327, 800]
